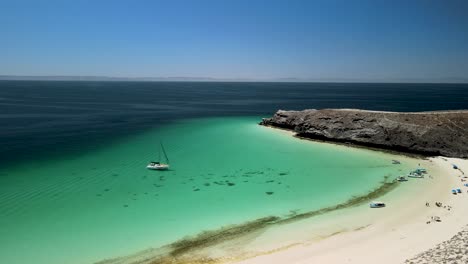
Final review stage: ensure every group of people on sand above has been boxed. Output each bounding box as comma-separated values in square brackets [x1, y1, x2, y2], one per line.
[425, 201, 445, 208]
[424, 201, 453, 224]
[423, 164, 466, 225]
[426, 216, 441, 224]
[457, 174, 468, 193]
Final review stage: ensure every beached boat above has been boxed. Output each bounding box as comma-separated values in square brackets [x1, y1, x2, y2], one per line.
[147, 142, 170, 170]
[408, 172, 424, 178]
[370, 201, 386, 208]
[397, 176, 408, 182]
[415, 168, 427, 174]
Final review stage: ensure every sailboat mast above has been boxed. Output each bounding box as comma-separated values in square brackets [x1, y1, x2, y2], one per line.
[160, 142, 169, 163]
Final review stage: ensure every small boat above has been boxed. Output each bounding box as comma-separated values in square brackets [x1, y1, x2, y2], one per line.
[397, 176, 408, 182]
[370, 201, 386, 208]
[408, 173, 424, 178]
[147, 142, 170, 170]
[415, 168, 427, 174]
[392, 160, 401, 164]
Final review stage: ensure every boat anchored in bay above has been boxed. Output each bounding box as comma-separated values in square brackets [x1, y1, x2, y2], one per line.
[147, 142, 170, 170]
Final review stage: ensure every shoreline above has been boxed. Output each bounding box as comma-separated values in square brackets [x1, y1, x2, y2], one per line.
[230, 157, 468, 264]
[96, 125, 468, 264]
[261, 123, 430, 159]
[97, 167, 406, 264]
[101, 155, 468, 264]
[260, 108, 468, 158]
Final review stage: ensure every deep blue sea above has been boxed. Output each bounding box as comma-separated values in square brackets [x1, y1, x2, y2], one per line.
[1, 81, 467, 167]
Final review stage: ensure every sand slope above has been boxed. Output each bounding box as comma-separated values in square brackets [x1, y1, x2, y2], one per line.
[234, 157, 468, 264]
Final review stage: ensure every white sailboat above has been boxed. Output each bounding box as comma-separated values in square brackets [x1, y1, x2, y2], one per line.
[147, 142, 170, 170]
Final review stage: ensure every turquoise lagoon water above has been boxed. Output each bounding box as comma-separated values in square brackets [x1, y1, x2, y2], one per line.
[0, 117, 413, 264]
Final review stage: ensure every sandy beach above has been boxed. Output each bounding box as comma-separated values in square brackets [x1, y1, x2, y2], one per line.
[227, 157, 468, 264]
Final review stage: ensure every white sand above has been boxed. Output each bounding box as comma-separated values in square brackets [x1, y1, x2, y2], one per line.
[228, 157, 468, 264]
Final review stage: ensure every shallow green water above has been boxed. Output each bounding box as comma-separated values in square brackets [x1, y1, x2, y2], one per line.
[0, 117, 412, 264]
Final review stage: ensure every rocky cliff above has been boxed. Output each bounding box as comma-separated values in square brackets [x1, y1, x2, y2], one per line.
[260, 109, 468, 158]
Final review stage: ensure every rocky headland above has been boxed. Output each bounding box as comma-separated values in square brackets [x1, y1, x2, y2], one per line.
[260, 109, 468, 158]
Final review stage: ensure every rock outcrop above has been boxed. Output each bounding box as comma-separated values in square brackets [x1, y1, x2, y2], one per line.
[260, 109, 468, 158]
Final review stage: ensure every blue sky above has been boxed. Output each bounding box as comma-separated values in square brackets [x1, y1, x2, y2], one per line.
[1, 0, 467, 81]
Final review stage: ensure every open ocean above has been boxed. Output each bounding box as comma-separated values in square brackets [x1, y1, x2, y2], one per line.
[2, 81, 468, 167]
[0, 81, 467, 264]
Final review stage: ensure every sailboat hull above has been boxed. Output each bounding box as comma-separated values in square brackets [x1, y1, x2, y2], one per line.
[147, 142, 170, 170]
[146, 164, 170, 170]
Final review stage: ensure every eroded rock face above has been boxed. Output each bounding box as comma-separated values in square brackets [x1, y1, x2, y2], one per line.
[261, 109, 468, 158]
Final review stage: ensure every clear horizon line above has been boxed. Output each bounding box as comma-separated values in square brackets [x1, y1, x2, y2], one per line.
[0, 74, 467, 84]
